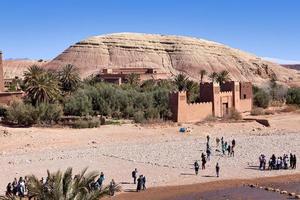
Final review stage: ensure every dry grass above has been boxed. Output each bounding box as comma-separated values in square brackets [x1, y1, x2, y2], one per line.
[280, 105, 299, 113]
[250, 108, 265, 116]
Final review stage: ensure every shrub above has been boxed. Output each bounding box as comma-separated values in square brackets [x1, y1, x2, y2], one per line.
[133, 111, 145, 123]
[36, 103, 63, 123]
[5, 101, 38, 126]
[64, 90, 93, 116]
[286, 88, 300, 105]
[4, 101, 63, 126]
[264, 109, 275, 115]
[280, 105, 298, 113]
[253, 89, 270, 108]
[251, 107, 265, 116]
[72, 118, 100, 128]
[225, 108, 242, 120]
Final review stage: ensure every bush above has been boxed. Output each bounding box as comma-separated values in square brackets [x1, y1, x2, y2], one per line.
[133, 111, 145, 123]
[280, 105, 298, 113]
[36, 103, 63, 124]
[253, 89, 270, 108]
[286, 88, 300, 105]
[251, 107, 265, 116]
[0, 105, 8, 117]
[64, 90, 93, 116]
[4, 101, 63, 126]
[225, 108, 242, 120]
[72, 118, 100, 129]
[5, 101, 38, 126]
[264, 109, 275, 115]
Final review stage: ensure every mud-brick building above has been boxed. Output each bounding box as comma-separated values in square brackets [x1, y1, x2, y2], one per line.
[169, 81, 252, 122]
[0, 51, 23, 104]
[98, 67, 169, 85]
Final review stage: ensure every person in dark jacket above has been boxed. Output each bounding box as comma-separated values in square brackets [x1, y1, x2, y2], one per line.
[194, 160, 200, 175]
[142, 175, 146, 190]
[132, 168, 138, 184]
[136, 175, 143, 192]
[216, 162, 220, 177]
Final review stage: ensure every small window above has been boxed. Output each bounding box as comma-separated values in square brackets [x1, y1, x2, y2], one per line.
[243, 94, 246, 99]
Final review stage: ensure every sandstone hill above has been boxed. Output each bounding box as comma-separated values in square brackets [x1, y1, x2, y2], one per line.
[12, 33, 300, 86]
[3, 59, 47, 79]
[282, 64, 300, 71]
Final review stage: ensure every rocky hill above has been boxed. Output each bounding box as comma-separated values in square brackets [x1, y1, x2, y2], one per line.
[18, 33, 300, 86]
[3, 59, 47, 79]
[282, 64, 300, 71]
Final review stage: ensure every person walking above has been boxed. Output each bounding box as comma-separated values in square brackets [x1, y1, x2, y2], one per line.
[136, 175, 142, 192]
[132, 168, 138, 184]
[142, 175, 146, 190]
[201, 153, 207, 170]
[109, 179, 116, 196]
[97, 172, 105, 190]
[216, 163, 220, 177]
[194, 160, 200, 175]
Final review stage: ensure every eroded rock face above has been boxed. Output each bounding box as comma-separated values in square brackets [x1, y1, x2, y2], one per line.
[3, 60, 47, 79]
[43, 33, 300, 85]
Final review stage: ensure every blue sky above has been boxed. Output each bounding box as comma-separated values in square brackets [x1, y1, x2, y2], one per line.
[0, 0, 299, 63]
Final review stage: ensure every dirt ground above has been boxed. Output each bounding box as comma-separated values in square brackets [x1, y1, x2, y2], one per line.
[0, 112, 300, 198]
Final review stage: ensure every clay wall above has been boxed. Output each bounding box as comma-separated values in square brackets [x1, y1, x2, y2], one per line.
[238, 98, 252, 112]
[199, 83, 214, 102]
[169, 91, 212, 122]
[0, 92, 23, 105]
[240, 82, 252, 99]
[169, 81, 253, 122]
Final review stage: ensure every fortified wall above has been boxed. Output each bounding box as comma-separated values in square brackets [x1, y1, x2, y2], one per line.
[169, 81, 253, 122]
[0, 51, 23, 105]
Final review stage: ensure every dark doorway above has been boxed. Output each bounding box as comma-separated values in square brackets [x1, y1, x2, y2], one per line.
[222, 103, 229, 117]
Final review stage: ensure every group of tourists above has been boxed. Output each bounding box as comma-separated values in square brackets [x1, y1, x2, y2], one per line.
[193, 135, 221, 178]
[132, 168, 146, 192]
[259, 153, 297, 170]
[5, 177, 28, 197]
[217, 137, 235, 157]
[5, 172, 117, 198]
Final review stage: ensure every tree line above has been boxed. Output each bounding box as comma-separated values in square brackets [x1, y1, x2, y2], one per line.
[2, 66, 300, 126]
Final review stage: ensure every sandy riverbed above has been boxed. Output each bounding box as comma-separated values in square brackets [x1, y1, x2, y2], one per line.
[0, 113, 300, 197]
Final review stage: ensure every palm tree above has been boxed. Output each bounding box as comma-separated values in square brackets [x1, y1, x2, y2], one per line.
[24, 66, 61, 105]
[186, 80, 199, 103]
[199, 69, 207, 83]
[174, 73, 189, 91]
[0, 167, 121, 200]
[216, 70, 231, 84]
[59, 64, 81, 92]
[125, 73, 140, 86]
[208, 72, 218, 83]
[23, 65, 45, 86]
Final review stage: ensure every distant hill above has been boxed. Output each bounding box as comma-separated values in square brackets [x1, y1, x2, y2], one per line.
[282, 64, 300, 71]
[44, 32, 300, 86]
[3, 59, 47, 79]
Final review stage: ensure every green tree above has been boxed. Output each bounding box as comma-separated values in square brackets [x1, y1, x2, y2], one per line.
[208, 72, 218, 83]
[24, 66, 60, 105]
[59, 64, 81, 92]
[253, 88, 270, 108]
[286, 88, 300, 105]
[216, 70, 231, 84]
[186, 80, 199, 103]
[125, 73, 140, 86]
[64, 90, 93, 116]
[174, 73, 189, 91]
[199, 69, 207, 83]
